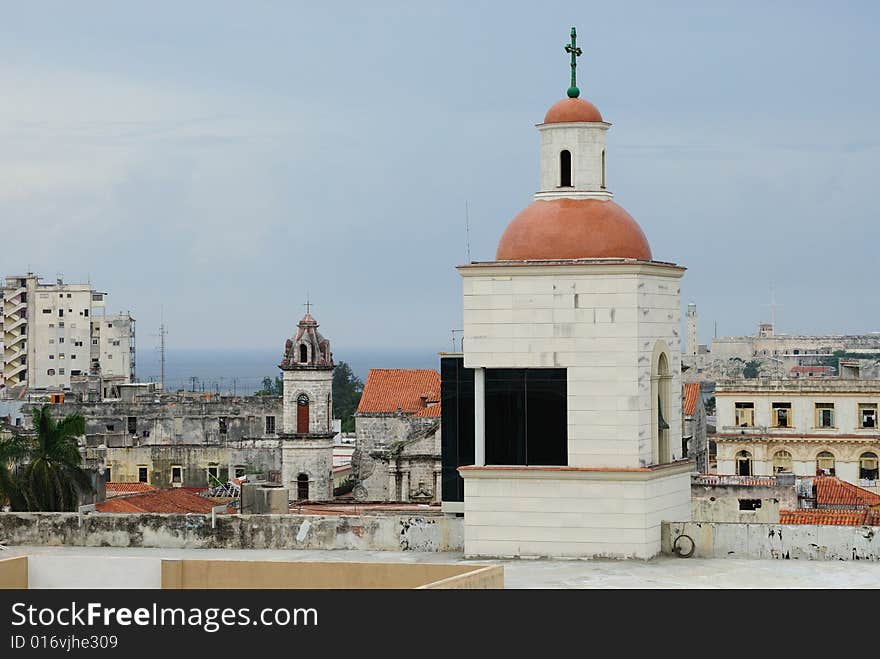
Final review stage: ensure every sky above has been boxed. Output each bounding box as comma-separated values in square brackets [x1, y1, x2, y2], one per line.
[2, 1, 878, 355]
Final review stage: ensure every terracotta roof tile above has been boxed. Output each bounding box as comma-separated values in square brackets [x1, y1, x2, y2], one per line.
[96, 488, 228, 514]
[780, 508, 880, 526]
[105, 482, 157, 497]
[814, 476, 880, 507]
[413, 403, 441, 418]
[683, 382, 700, 416]
[356, 369, 440, 415]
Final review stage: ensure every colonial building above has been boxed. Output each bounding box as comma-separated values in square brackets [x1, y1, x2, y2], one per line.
[443, 28, 692, 559]
[351, 369, 441, 502]
[715, 378, 880, 488]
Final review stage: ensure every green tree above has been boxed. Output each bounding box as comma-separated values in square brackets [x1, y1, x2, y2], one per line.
[743, 360, 762, 379]
[332, 361, 364, 433]
[255, 375, 283, 396]
[2, 406, 93, 512]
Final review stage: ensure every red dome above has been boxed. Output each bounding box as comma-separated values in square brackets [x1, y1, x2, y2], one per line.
[543, 97, 603, 123]
[496, 198, 652, 261]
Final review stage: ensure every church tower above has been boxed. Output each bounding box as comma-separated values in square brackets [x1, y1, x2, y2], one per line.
[454, 28, 692, 559]
[278, 309, 335, 500]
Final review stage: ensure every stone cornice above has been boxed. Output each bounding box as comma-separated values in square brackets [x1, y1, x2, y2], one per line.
[457, 260, 685, 278]
[458, 460, 693, 481]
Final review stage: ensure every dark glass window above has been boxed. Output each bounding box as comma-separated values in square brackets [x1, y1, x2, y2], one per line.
[486, 368, 567, 466]
[440, 357, 474, 503]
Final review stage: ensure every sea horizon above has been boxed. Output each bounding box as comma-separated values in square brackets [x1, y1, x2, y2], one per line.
[135, 346, 446, 395]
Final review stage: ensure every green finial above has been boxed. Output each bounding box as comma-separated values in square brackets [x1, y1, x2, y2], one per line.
[564, 26, 582, 98]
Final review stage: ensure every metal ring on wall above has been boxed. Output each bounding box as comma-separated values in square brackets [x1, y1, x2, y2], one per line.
[672, 534, 695, 558]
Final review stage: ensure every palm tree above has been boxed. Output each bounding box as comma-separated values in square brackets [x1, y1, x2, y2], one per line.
[0, 431, 30, 511]
[9, 405, 93, 512]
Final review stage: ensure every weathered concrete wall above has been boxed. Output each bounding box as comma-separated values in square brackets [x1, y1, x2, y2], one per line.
[691, 496, 780, 523]
[0, 512, 463, 552]
[107, 443, 283, 488]
[36, 395, 283, 447]
[663, 520, 880, 560]
[354, 414, 441, 502]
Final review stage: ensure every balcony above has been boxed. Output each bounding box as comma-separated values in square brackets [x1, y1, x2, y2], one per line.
[4, 299, 26, 317]
[3, 316, 26, 334]
[5, 361, 26, 379]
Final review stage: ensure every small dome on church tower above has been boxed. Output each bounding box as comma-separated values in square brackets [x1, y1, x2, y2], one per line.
[280, 311, 333, 370]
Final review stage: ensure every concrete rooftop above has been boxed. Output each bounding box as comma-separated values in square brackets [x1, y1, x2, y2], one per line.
[4, 545, 880, 588]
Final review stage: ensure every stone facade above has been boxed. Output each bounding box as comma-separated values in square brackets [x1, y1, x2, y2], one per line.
[353, 414, 441, 502]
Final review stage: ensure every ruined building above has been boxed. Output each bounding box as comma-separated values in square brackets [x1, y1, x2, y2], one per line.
[351, 369, 441, 502]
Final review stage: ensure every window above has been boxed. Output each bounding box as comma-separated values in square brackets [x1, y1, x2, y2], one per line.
[70, 354, 76, 360]
[817, 451, 835, 475]
[106, 424, 115, 431]
[58, 322, 63, 328]
[296, 394, 310, 433]
[107, 323, 113, 328]
[59, 368, 65, 375]
[71, 370, 81, 376]
[46, 369, 55, 376]
[49, 339, 55, 344]
[265, 415, 276, 434]
[127, 416, 137, 434]
[297, 473, 310, 500]
[735, 450, 752, 476]
[105, 467, 111, 482]
[84, 309, 88, 317]
[735, 402, 755, 427]
[42, 309, 51, 314]
[485, 368, 567, 466]
[218, 417, 227, 434]
[860, 452, 879, 480]
[59, 337, 64, 344]
[92, 339, 98, 345]
[860, 404, 877, 429]
[773, 450, 792, 474]
[299, 344, 308, 363]
[49, 355, 54, 360]
[58, 309, 63, 317]
[600, 149, 606, 189]
[234, 466, 246, 478]
[138, 466, 148, 483]
[815, 403, 834, 428]
[171, 466, 182, 485]
[559, 150, 572, 187]
[772, 402, 791, 428]
[738, 499, 762, 511]
[142, 430, 150, 438]
[207, 464, 219, 481]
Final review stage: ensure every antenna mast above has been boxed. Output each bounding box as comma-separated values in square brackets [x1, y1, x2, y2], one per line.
[465, 201, 471, 263]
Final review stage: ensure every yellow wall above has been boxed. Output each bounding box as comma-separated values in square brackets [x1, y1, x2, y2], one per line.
[162, 560, 502, 589]
[0, 556, 27, 589]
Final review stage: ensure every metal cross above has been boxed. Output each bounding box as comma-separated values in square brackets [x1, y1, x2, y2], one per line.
[303, 297, 312, 315]
[564, 26, 582, 98]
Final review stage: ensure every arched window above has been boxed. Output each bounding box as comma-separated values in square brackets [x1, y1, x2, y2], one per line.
[560, 150, 572, 187]
[651, 343, 672, 464]
[297, 473, 309, 500]
[773, 450, 792, 474]
[736, 450, 753, 476]
[860, 452, 879, 481]
[816, 451, 835, 476]
[296, 393, 310, 433]
[601, 149, 606, 189]
[299, 344, 308, 363]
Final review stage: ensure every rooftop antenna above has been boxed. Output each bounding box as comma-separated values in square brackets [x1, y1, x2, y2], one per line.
[763, 285, 782, 329]
[155, 308, 167, 391]
[465, 201, 471, 263]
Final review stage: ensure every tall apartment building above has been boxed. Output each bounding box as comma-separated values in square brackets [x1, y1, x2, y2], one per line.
[1, 274, 135, 394]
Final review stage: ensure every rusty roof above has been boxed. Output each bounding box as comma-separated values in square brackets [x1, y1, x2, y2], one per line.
[96, 488, 229, 514]
[356, 369, 440, 415]
[105, 482, 157, 497]
[780, 508, 880, 526]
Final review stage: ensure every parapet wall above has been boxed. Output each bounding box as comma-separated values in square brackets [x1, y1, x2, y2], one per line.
[0, 512, 463, 552]
[663, 520, 880, 561]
